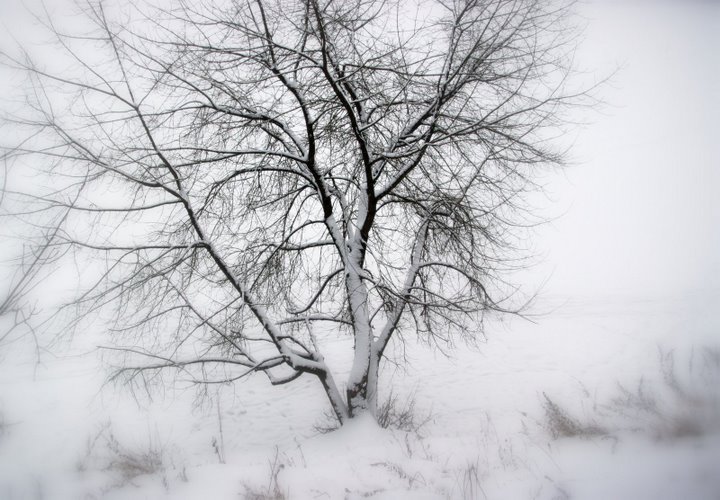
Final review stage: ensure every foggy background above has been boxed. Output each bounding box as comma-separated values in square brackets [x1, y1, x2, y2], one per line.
[1, 0, 718, 302]
[0, 0, 718, 498]
[536, 0, 719, 298]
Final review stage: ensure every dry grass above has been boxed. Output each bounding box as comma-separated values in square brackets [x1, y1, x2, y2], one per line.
[456, 458, 481, 500]
[605, 347, 720, 440]
[377, 390, 433, 434]
[542, 346, 720, 442]
[542, 393, 607, 440]
[0, 410, 7, 439]
[315, 390, 433, 434]
[241, 448, 287, 500]
[77, 422, 166, 489]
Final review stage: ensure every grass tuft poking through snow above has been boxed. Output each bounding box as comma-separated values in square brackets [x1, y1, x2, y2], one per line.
[541, 346, 720, 443]
[241, 448, 287, 500]
[377, 390, 434, 434]
[76, 422, 172, 495]
[315, 390, 433, 435]
[542, 393, 607, 439]
[607, 346, 720, 440]
[0, 409, 7, 440]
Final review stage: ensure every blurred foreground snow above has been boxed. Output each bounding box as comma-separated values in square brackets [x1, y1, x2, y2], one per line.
[1, 290, 718, 499]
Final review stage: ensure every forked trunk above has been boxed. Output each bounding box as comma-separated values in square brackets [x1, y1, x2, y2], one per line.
[319, 346, 381, 426]
[345, 348, 380, 421]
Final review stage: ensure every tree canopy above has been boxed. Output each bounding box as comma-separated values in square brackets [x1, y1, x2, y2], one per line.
[1, 0, 584, 424]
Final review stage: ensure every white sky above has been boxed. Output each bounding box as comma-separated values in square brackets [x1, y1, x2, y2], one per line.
[532, 0, 720, 298]
[1, 0, 718, 300]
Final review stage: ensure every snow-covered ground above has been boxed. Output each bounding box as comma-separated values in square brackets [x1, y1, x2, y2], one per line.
[1, 290, 718, 499]
[1, 1, 718, 498]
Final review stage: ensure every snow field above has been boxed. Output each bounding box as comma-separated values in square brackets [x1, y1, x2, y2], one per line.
[1, 292, 719, 499]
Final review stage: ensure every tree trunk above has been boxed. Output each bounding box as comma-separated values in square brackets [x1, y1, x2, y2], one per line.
[343, 252, 377, 420]
[346, 347, 380, 419]
[366, 348, 380, 416]
[319, 370, 349, 425]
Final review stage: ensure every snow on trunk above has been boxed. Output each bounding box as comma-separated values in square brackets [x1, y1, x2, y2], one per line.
[343, 193, 379, 418]
[344, 262, 375, 418]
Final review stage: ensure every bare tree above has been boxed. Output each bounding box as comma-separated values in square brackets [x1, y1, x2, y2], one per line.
[0, 230, 55, 349]
[1, 0, 584, 424]
[0, 158, 71, 352]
